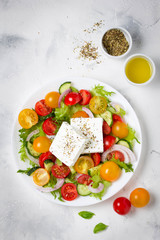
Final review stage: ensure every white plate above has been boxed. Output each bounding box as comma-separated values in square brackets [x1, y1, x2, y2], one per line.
[12, 77, 142, 207]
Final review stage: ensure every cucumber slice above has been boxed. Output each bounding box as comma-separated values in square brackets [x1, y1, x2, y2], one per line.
[107, 106, 116, 113]
[77, 184, 91, 196]
[100, 110, 113, 126]
[115, 137, 120, 143]
[117, 139, 132, 150]
[27, 167, 40, 176]
[44, 160, 54, 173]
[26, 141, 40, 158]
[88, 164, 103, 177]
[69, 166, 76, 174]
[59, 81, 71, 94]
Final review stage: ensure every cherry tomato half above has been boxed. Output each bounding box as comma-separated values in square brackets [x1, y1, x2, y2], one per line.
[51, 164, 70, 178]
[33, 168, 50, 186]
[18, 109, 38, 129]
[33, 136, 51, 153]
[61, 183, 78, 201]
[89, 96, 107, 115]
[77, 174, 93, 185]
[74, 156, 94, 174]
[42, 118, 57, 135]
[113, 114, 123, 123]
[39, 151, 56, 168]
[64, 92, 82, 106]
[103, 135, 116, 151]
[112, 121, 128, 139]
[113, 197, 131, 215]
[35, 99, 52, 116]
[79, 89, 92, 105]
[91, 153, 101, 166]
[45, 91, 60, 108]
[100, 161, 121, 182]
[72, 110, 89, 118]
[103, 121, 111, 135]
[130, 188, 150, 208]
[107, 151, 125, 162]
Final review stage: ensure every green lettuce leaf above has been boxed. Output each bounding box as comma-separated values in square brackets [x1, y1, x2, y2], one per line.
[90, 180, 111, 200]
[124, 125, 140, 148]
[91, 85, 115, 102]
[110, 158, 133, 172]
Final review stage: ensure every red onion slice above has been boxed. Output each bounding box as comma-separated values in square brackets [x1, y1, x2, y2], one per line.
[26, 129, 39, 141]
[75, 173, 82, 180]
[58, 89, 71, 108]
[88, 183, 104, 193]
[82, 107, 94, 118]
[36, 178, 65, 192]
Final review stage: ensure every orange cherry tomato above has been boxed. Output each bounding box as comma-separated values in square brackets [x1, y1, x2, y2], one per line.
[100, 161, 121, 182]
[74, 156, 94, 174]
[130, 188, 150, 208]
[112, 121, 129, 138]
[18, 109, 38, 129]
[89, 96, 107, 114]
[33, 136, 51, 153]
[33, 168, 50, 186]
[45, 91, 60, 108]
[72, 111, 89, 118]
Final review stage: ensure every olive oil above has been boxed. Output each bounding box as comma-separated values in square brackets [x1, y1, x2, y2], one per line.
[125, 57, 152, 84]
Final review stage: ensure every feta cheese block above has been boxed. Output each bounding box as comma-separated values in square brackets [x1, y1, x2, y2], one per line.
[49, 122, 86, 166]
[71, 118, 104, 154]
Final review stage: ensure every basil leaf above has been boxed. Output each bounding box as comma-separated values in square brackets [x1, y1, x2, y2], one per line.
[93, 223, 108, 234]
[78, 211, 95, 219]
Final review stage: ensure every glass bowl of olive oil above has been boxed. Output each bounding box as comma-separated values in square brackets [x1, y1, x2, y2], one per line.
[124, 54, 155, 86]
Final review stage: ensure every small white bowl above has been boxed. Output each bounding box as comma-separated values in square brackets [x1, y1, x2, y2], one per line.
[124, 53, 156, 86]
[101, 27, 132, 59]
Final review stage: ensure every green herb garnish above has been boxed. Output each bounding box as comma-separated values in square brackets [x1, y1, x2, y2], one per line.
[93, 223, 108, 234]
[78, 211, 95, 219]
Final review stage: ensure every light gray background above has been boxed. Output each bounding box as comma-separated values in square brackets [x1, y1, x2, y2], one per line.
[0, 0, 160, 240]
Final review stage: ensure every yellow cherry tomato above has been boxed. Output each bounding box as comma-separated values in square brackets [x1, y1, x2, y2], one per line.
[74, 156, 94, 174]
[72, 111, 89, 118]
[112, 121, 129, 138]
[130, 188, 150, 208]
[33, 136, 51, 153]
[45, 91, 60, 108]
[18, 109, 38, 129]
[100, 161, 121, 182]
[33, 168, 50, 186]
[89, 96, 107, 114]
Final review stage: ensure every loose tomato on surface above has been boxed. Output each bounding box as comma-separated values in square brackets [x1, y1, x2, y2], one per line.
[113, 197, 131, 215]
[51, 164, 70, 178]
[103, 121, 111, 135]
[18, 109, 38, 129]
[33, 168, 50, 186]
[39, 151, 56, 168]
[130, 188, 150, 208]
[74, 156, 94, 174]
[64, 92, 82, 106]
[103, 135, 116, 151]
[89, 96, 107, 114]
[100, 161, 121, 182]
[45, 91, 60, 108]
[42, 118, 57, 135]
[91, 153, 101, 166]
[107, 151, 125, 162]
[33, 136, 51, 153]
[61, 183, 78, 201]
[77, 174, 93, 185]
[113, 114, 123, 123]
[79, 89, 92, 105]
[112, 121, 128, 138]
[35, 99, 52, 116]
[72, 110, 89, 118]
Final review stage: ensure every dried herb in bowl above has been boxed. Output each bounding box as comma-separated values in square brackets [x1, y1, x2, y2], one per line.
[102, 29, 129, 56]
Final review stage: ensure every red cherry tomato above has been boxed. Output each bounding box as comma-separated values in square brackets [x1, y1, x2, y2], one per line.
[113, 114, 123, 123]
[113, 197, 131, 215]
[35, 99, 52, 116]
[79, 89, 92, 105]
[51, 164, 70, 178]
[103, 135, 116, 151]
[61, 183, 78, 201]
[42, 118, 57, 135]
[91, 153, 101, 166]
[39, 151, 56, 168]
[64, 92, 82, 106]
[103, 121, 111, 135]
[77, 174, 93, 185]
[107, 151, 125, 162]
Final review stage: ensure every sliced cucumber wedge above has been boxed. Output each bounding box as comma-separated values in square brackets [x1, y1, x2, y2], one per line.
[117, 139, 132, 150]
[77, 184, 91, 196]
[88, 164, 103, 177]
[44, 160, 54, 173]
[26, 141, 40, 158]
[59, 81, 71, 94]
[27, 167, 40, 176]
[100, 110, 113, 126]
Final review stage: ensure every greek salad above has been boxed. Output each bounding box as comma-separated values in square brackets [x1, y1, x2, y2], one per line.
[17, 82, 140, 202]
